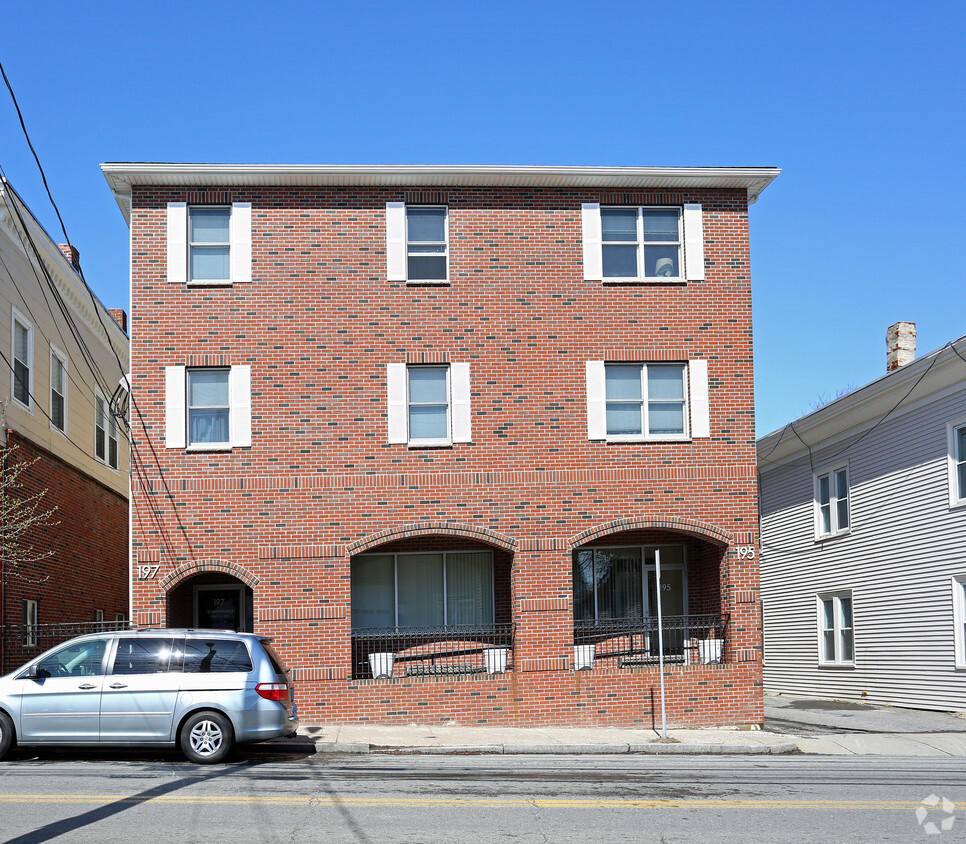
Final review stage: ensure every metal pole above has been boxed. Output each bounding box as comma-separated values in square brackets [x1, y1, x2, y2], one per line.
[655, 548, 667, 739]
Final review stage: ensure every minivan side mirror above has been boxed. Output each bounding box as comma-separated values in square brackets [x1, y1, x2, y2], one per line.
[24, 664, 44, 680]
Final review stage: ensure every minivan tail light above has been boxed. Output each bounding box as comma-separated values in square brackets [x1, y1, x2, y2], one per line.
[255, 682, 289, 702]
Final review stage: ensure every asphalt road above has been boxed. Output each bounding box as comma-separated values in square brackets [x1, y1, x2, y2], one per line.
[2, 749, 965, 843]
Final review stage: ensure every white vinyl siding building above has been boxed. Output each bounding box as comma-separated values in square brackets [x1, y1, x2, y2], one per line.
[758, 336, 966, 712]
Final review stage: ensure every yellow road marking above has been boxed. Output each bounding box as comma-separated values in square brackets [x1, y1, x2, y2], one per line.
[0, 795, 927, 810]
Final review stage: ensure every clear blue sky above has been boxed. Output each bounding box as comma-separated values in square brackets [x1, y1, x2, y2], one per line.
[2, 0, 964, 436]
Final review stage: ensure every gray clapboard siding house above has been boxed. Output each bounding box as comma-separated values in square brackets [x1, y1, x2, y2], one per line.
[758, 324, 966, 712]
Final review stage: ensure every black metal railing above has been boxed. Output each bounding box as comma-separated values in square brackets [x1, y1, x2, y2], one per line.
[351, 623, 515, 680]
[573, 614, 727, 668]
[0, 620, 132, 675]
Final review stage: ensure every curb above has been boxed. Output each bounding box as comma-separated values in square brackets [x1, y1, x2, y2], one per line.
[259, 739, 799, 756]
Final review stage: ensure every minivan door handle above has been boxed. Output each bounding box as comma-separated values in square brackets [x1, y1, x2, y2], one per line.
[78, 683, 97, 690]
[109, 683, 128, 689]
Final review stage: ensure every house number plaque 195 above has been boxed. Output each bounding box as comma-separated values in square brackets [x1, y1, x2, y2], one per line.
[736, 546, 756, 560]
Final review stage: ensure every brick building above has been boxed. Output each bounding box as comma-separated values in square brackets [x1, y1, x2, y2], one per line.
[1, 178, 130, 673]
[102, 164, 778, 727]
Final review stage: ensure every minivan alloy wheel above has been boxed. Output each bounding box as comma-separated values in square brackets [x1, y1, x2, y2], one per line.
[180, 711, 233, 764]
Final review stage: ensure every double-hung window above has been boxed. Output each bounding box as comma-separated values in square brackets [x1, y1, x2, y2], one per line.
[189, 207, 230, 283]
[815, 466, 850, 538]
[11, 311, 32, 410]
[947, 420, 966, 507]
[164, 365, 251, 450]
[351, 551, 494, 630]
[818, 592, 854, 665]
[385, 203, 449, 283]
[166, 202, 252, 285]
[95, 392, 119, 470]
[50, 347, 67, 433]
[583, 203, 704, 282]
[386, 362, 472, 447]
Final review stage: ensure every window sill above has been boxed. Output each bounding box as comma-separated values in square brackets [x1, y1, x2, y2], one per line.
[404, 280, 450, 287]
[817, 662, 855, 669]
[187, 280, 233, 288]
[815, 529, 852, 543]
[94, 458, 121, 474]
[10, 398, 32, 415]
[185, 444, 233, 453]
[604, 436, 691, 443]
[602, 278, 687, 286]
[948, 498, 966, 511]
[407, 440, 453, 449]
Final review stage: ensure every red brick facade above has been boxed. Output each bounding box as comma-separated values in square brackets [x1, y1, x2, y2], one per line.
[0, 431, 128, 673]
[120, 169, 771, 727]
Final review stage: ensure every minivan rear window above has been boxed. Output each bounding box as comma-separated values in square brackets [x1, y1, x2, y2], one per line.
[261, 641, 288, 675]
[183, 639, 253, 673]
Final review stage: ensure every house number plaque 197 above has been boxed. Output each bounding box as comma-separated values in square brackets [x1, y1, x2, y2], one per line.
[136, 565, 160, 580]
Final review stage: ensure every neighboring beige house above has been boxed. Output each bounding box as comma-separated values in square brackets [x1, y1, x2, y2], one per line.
[0, 177, 130, 672]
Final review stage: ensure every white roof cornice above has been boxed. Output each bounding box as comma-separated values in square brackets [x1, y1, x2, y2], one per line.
[100, 163, 780, 223]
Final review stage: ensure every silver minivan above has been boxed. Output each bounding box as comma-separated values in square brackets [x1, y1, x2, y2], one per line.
[0, 629, 298, 764]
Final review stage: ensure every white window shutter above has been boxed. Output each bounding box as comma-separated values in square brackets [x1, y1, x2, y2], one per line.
[689, 359, 710, 438]
[386, 202, 407, 281]
[451, 363, 472, 443]
[230, 202, 252, 283]
[229, 365, 252, 447]
[386, 363, 407, 443]
[684, 203, 705, 281]
[166, 203, 187, 285]
[164, 365, 186, 448]
[585, 360, 606, 440]
[581, 203, 602, 281]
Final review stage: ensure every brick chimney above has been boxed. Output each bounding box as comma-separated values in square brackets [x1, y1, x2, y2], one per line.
[886, 322, 917, 372]
[108, 308, 128, 334]
[57, 243, 81, 272]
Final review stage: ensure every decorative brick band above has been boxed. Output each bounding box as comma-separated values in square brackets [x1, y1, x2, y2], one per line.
[598, 191, 683, 205]
[518, 598, 571, 613]
[404, 190, 449, 204]
[734, 591, 757, 604]
[144, 464, 757, 494]
[731, 531, 757, 546]
[257, 605, 345, 622]
[569, 517, 732, 549]
[406, 351, 449, 363]
[604, 348, 691, 362]
[258, 544, 344, 560]
[160, 558, 260, 591]
[347, 521, 517, 555]
[136, 548, 160, 564]
[518, 538, 566, 551]
[293, 667, 349, 682]
[737, 649, 759, 663]
[520, 657, 570, 673]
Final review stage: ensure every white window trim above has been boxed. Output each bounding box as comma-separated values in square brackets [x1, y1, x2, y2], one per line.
[813, 464, 851, 540]
[49, 344, 68, 436]
[385, 203, 450, 284]
[94, 388, 120, 471]
[594, 362, 691, 442]
[946, 417, 966, 509]
[953, 576, 966, 670]
[386, 362, 472, 447]
[168, 202, 252, 286]
[11, 308, 33, 413]
[583, 205, 702, 283]
[817, 591, 854, 667]
[166, 364, 252, 451]
[187, 205, 232, 287]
